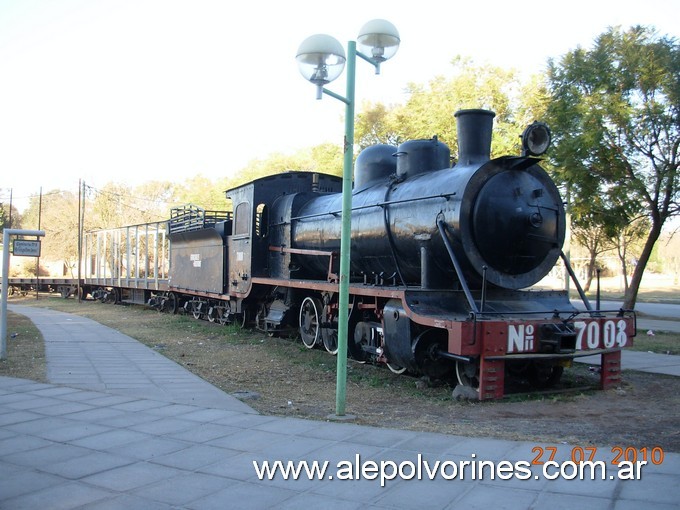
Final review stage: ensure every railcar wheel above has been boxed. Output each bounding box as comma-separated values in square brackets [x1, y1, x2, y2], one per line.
[104, 288, 119, 304]
[216, 306, 229, 326]
[299, 297, 322, 349]
[456, 359, 480, 389]
[164, 292, 178, 314]
[386, 362, 407, 375]
[191, 299, 203, 320]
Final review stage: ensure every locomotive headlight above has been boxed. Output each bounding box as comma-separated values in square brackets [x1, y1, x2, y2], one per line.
[521, 121, 552, 156]
[296, 34, 346, 100]
[357, 19, 400, 73]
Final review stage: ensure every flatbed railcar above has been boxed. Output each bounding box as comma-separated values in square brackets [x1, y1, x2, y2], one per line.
[5, 109, 636, 400]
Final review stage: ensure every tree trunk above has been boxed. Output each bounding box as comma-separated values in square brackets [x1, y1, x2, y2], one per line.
[583, 251, 598, 292]
[623, 221, 663, 309]
[616, 241, 629, 294]
[621, 258, 629, 294]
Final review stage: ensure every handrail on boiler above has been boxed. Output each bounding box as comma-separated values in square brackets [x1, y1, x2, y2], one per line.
[436, 219, 479, 314]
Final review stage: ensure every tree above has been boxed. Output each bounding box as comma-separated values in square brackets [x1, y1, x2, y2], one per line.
[231, 145, 343, 192]
[90, 183, 134, 229]
[546, 26, 679, 309]
[355, 57, 549, 159]
[89, 181, 175, 230]
[21, 190, 80, 276]
[309, 143, 343, 176]
[0, 201, 8, 233]
[354, 102, 403, 149]
[0, 193, 22, 234]
[173, 175, 228, 211]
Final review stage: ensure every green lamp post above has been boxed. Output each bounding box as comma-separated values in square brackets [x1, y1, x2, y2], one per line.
[296, 19, 400, 416]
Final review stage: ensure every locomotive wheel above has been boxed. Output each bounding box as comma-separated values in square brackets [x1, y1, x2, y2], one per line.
[413, 329, 454, 379]
[322, 330, 338, 355]
[386, 362, 407, 375]
[237, 306, 248, 329]
[349, 322, 372, 363]
[207, 306, 217, 323]
[456, 359, 480, 389]
[299, 297, 322, 349]
[321, 305, 338, 355]
[324, 296, 357, 357]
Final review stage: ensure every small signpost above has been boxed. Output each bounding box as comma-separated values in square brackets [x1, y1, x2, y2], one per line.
[1, 229, 46, 359]
[12, 240, 42, 257]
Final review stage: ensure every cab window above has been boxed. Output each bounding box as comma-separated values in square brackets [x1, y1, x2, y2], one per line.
[234, 202, 250, 236]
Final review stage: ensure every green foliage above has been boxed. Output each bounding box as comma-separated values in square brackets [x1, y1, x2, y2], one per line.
[546, 25, 680, 307]
[231, 144, 343, 188]
[309, 143, 343, 176]
[172, 175, 228, 211]
[0, 202, 7, 233]
[0, 195, 22, 233]
[355, 56, 550, 159]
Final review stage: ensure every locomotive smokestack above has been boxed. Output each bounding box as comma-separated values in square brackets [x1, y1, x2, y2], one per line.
[454, 109, 495, 166]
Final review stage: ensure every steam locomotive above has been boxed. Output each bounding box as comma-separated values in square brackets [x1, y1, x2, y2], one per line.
[9, 109, 636, 399]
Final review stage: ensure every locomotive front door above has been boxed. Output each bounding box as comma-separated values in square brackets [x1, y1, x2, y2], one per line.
[228, 200, 252, 295]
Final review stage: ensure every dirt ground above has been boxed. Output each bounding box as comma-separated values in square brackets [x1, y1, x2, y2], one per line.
[3, 296, 680, 453]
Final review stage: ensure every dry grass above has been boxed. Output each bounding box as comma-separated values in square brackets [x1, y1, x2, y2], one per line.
[0, 311, 47, 382]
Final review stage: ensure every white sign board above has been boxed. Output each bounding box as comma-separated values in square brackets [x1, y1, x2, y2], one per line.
[12, 240, 42, 257]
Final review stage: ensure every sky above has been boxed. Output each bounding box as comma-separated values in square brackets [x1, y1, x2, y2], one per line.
[1, 0, 678, 212]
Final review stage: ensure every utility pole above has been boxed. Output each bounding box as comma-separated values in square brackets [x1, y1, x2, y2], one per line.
[35, 187, 42, 299]
[8, 189, 12, 228]
[77, 180, 82, 302]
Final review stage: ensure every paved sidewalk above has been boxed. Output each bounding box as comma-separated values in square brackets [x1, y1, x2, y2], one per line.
[1, 305, 679, 509]
[576, 349, 680, 377]
[7, 305, 255, 413]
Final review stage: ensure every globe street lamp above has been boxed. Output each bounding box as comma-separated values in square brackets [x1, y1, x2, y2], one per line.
[296, 19, 399, 416]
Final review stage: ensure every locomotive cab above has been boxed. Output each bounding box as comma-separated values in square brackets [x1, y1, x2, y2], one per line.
[225, 172, 343, 296]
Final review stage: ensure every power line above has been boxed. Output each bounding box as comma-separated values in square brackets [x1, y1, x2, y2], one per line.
[0, 189, 65, 202]
[85, 184, 180, 212]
